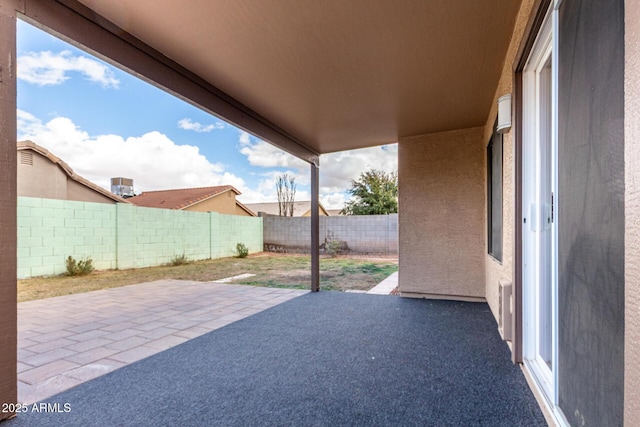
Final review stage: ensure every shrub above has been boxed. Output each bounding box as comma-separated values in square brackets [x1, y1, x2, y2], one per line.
[65, 256, 94, 276]
[324, 232, 347, 258]
[325, 239, 343, 258]
[170, 253, 189, 266]
[235, 242, 249, 258]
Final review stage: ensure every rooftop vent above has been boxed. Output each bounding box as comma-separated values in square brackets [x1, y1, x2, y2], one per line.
[20, 151, 33, 166]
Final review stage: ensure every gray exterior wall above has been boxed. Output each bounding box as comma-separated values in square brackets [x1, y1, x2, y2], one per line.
[262, 214, 398, 254]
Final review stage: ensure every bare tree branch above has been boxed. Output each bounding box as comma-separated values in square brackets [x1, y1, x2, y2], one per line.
[276, 173, 297, 216]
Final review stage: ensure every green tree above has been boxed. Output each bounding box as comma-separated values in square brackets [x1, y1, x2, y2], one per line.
[340, 169, 398, 215]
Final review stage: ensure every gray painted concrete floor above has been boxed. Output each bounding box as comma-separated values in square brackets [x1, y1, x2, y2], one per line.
[17, 279, 308, 404]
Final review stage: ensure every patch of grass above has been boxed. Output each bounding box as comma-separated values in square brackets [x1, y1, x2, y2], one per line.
[65, 256, 94, 276]
[169, 253, 189, 266]
[18, 254, 398, 302]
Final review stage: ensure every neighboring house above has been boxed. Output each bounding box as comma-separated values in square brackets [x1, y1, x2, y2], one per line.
[1, 2, 638, 426]
[129, 185, 255, 216]
[326, 209, 343, 216]
[17, 141, 128, 204]
[244, 201, 329, 217]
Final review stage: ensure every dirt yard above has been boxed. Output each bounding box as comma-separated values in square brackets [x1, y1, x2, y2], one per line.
[17, 253, 398, 302]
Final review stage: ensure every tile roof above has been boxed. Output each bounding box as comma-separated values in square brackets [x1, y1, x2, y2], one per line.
[129, 185, 239, 209]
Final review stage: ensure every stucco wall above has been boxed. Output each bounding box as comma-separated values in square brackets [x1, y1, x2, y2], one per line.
[398, 127, 485, 299]
[185, 191, 251, 216]
[18, 151, 67, 200]
[18, 151, 117, 204]
[66, 179, 117, 204]
[625, 0, 640, 424]
[235, 204, 251, 216]
[483, 0, 536, 321]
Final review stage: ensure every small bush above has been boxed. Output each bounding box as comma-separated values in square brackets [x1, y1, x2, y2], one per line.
[325, 239, 342, 258]
[324, 232, 348, 258]
[235, 242, 249, 258]
[170, 253, 189, 266]
[65, 256, 94, 276]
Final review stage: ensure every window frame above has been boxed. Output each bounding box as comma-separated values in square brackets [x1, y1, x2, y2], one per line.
[487, 119, 503, 262]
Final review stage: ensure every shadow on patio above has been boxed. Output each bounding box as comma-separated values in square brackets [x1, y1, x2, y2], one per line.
[7, 292, 546, 426]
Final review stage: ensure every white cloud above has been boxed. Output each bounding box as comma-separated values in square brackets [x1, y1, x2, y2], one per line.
[18, 50, 119, 88]
[238, 131, 397, 201]
[178, 118, 225, 132]
[17, 111, 393, 209]
[319, 145, 398, 193]
[238, 131, 252, 146]
[320, 193, 347, 210]
[17, 110, 269, 198]
[14, 111, 398, 210]
[239, 137, 308, 170]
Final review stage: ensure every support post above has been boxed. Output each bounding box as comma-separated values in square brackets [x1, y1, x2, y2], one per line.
[0, 1, 18, 419]
[310, 161, 320, 292]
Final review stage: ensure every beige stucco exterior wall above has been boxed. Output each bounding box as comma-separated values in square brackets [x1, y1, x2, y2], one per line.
[483, 0, 536, 321]
[398, 127, 485, 300]
[234, 204, 252, 216]
[625, 0, 640, 424]
[301, 208, 328, 217]
[186, 191, 251, 216]
[18, 151, 67, 200]
[66, 179, 118, 204]
[18, 151, 116, 204]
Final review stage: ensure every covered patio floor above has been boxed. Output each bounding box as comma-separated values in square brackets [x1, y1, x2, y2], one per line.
[8, 291, 546, 426]
[16, 280, 307, 404]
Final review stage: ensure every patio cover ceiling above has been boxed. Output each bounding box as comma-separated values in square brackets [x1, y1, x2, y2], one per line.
[45, 0, 521, 157]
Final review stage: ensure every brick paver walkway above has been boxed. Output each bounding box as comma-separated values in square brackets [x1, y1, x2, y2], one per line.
[17, 280, 307, 404]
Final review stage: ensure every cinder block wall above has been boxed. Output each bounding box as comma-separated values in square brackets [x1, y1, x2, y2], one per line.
[213, 213, 263, 258]
[116, 205, 211, 269]
[17, 197, 117, 277]
[262, 214, 398, 254]
[17, 197, 262, 278]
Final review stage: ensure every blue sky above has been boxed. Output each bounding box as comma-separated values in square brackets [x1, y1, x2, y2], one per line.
[16, 20, 397, 209]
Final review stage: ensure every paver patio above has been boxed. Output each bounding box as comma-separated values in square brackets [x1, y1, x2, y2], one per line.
[17, 279, 307, 404]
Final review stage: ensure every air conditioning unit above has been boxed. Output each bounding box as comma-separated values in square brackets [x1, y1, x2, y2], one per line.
[111, 177, 135, 198]
[499, 281, 513, 342]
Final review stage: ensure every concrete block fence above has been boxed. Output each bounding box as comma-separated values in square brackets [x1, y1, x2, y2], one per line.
[17, 197, 263, 279]
[262, 214, 398, 255]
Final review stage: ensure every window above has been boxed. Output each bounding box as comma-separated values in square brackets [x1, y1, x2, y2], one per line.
[487, 120, 503, 261]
